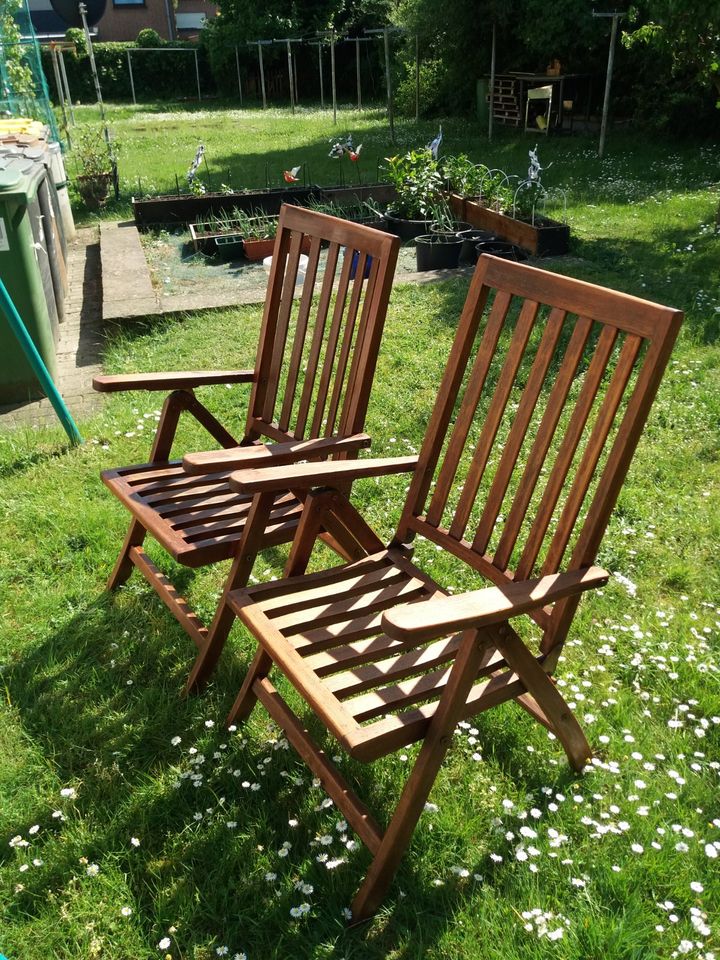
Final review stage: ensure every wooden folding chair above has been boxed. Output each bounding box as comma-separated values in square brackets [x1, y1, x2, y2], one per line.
[220, 254, 682, 921]
[93, 205, 400, 693]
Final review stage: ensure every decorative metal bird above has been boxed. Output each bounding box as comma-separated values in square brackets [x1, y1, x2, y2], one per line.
[427, 126, 443, 160]
[283, 165, 302, 183]
[349, 144, 363, 162]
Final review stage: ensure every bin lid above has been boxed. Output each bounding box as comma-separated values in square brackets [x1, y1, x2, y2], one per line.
[0, 169, 22, 191]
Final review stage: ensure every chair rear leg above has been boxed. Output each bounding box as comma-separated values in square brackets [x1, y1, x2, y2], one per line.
[497, 629, 592, 772]
[107, 519, 147, 590]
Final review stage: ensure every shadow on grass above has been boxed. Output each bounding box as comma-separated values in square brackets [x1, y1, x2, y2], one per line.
[2, 568, 586, 958]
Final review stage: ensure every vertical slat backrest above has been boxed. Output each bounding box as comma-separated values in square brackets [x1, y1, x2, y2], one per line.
[245, 205, 400, 448]
[397, 254, 682, 648]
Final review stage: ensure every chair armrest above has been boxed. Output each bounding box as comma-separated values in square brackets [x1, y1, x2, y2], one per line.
[182, 433, 372, 475]
[382, 566, 609, 642]
[92, 370, 256, 392]
[228, 455, 418, 493]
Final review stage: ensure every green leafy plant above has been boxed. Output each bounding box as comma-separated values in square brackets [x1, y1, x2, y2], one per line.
[382, 149, 443, 220]
[73, 126, 113, 179]
[480, 169, 513, 213]
[442, 154, 488, 198]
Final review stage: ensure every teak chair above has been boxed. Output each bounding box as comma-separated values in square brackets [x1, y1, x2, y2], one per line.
[93, 205, 400, 693]
[220, 254, 682, 922]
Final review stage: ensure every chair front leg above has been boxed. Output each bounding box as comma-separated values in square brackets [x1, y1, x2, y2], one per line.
[351, 627, 492, 924]
[185, 491, 277, 695]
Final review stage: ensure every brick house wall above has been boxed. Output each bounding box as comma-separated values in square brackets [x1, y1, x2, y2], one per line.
[27, 0, 218, 42]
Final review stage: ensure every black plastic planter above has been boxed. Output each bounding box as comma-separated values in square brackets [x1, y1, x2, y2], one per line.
[383, 211, 432, 242]
[475, 240, 528, 262]
[415, 234, 464, 271]
[457, 228, 497, 266]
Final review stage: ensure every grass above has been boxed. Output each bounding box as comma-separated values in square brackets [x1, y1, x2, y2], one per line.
[1, 104, 719, 958]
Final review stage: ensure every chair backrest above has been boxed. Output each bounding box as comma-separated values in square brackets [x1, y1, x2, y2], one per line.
[245, 204, 400, 448]
[397, 254, 682, 653]
[528, 85, 553, 101]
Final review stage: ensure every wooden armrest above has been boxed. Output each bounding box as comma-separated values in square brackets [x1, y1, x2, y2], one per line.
[92, 370, 255, 392]
[229, 456, 418, 493]
[182, 434, 372, 475]
[382, 567, 609, 642]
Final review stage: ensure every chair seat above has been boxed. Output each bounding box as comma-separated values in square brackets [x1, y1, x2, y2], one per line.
[102, 461, 305, 567]
[228, 548, 526, 762]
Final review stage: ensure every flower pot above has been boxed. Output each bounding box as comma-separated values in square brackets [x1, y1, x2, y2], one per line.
[242, 238, 277, 261]
[76, 173, 111, 210]
[475, 240, 528, 262]
[415, 234, 463, 271]
[456, 228, 497, 266]
[383, 210, 432, 242]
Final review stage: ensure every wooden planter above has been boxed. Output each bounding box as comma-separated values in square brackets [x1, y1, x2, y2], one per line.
[243, 234, 312, 262]
[448, 194, 570, 257]
[133, 186, 322, 228]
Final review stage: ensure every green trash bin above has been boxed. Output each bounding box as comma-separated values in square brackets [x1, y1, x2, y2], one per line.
[0, 157, 59, 403]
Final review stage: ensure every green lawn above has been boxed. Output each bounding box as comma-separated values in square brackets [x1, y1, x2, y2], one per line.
[1, 105, 719, 959]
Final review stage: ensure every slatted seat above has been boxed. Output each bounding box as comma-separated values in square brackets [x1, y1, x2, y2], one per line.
[94, 205, 399, 691]
[221, 253, 682, 923]
[101, 462, 305, 566]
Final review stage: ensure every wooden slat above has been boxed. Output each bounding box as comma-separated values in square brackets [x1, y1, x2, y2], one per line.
[426, 288, 512, 526]
[493, 316, 594, 570]
[449, 297, 539, 540]
[337, 255, 380, 437]
[278, 235, 323, 432]
[270, 576, 430, 635]
[515, 322, 619, 580]
[130, 547, 208, 646]
[247, 549, 394, 603]
[179, 497, 302, 541]
[310, 249, 355, 439]
[258, 560, 412, 615]
[229, 455, 417, 494]
[397, 259, 493, 539]
[261, 229, 304, 424]
[323, 252, 367, 437]
[541, 334, 642, 574]
[183, 433, 370, 475]
[472, 306, 566, 554]
[325, 634, 463, 698]
[254, 678, 383, 854]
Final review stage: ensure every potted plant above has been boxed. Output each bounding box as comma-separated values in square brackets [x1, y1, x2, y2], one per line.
[381, 149, 443, 241]
[414, 199, 464, 271]
[73, 126, 114, 210]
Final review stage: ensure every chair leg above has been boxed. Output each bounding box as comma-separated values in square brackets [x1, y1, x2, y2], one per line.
[184, 491, 276, 694]
[225, 645, 273, 725]
[107, 519, 147, 590]
[351, 628, 491, 924]
[495, 627, 592, 772]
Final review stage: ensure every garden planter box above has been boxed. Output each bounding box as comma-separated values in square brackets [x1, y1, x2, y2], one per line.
[321, 183, 397, 209]
[132, 185, 323, 228]
[244, 234, 312, 262]
[449, 194, 570, 257]
[189, 219, 244, 254]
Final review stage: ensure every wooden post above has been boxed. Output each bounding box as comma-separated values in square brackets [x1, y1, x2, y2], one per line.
[127, 49, 136, 105]
[79, 2, 107, 124]
[415, 33, 420, 122]
[258, 42, 267, 109]
[331, 30, 337, 124]
[50, 46, 70, 140]
[318, 43, 324, 108]
[194, 48, 201, 101]
[356, 37, 362, 110]
[58, 49, 75, 125]
[286, 39, 295, 113]
[595, 11, 624, 158]
[488, 21, 496, 141]
[384, 27, 395, 142]
[235, 46, 243, 104]
[293, 45, 299, 104]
